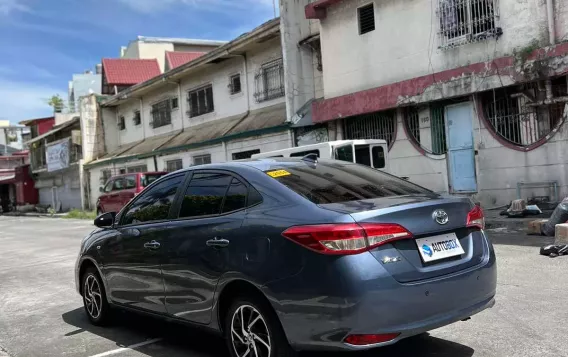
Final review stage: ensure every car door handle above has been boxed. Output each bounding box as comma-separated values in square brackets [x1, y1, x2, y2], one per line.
[206, 237, 230, 248]
[143, 240, 161, 250]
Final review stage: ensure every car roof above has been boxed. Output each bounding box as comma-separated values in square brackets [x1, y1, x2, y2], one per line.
[174, 158, 352, 174]
[110, 171, 167, 179]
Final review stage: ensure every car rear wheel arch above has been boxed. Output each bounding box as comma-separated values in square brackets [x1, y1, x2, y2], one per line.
[217, 280, 282, 334]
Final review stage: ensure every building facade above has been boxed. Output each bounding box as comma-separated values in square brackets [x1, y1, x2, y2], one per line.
[84, 19, 292, 210]
[298, 0, 568, 206]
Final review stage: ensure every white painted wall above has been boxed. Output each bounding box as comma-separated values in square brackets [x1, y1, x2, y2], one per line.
[114, 37, 285, 146]
[173, 44, 219, 53]
[320, 0, 551, 99]
[388, 111, 449, 194]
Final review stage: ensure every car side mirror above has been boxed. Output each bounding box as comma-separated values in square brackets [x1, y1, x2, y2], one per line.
[94, 212, 116, 228]
[99, 186, 104, 193]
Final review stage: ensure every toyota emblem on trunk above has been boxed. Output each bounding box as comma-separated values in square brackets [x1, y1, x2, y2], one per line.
[432, 209, 449, 225]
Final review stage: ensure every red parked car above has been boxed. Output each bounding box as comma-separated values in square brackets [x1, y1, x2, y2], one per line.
[96, 172, 167, 215]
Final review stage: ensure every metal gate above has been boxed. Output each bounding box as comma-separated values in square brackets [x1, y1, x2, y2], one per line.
[343, 110, 397, 149]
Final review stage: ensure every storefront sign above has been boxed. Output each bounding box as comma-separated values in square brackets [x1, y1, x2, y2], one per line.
[46, 139, 70, 172]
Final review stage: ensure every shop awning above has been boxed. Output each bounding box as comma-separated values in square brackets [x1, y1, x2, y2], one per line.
[85, 103, 288, 168]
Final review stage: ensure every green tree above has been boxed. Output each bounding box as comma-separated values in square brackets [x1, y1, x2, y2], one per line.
[47, 94, 65, 113]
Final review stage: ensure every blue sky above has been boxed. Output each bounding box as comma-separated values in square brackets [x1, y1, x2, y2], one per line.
[0, 0, 278, 124]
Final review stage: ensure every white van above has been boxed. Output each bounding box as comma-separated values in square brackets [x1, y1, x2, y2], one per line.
[251, 140, 389, 171]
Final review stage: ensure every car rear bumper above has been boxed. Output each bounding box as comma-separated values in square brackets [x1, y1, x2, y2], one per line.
[264, 233, 497, 351]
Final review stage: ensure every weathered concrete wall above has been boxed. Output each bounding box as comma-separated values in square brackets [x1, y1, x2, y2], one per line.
[79, 95, 104, 163]
[388, 111, 450, 194]
[280, 0, 321, 120]
[472, 100, 568, 206]
[320, 0, 550, 100]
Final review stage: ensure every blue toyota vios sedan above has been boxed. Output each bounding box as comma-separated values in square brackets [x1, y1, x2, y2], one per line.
[76, 157, 496, 357]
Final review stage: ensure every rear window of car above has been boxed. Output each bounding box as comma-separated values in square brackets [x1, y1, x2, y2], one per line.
[141, 173, 166, 187]
[264, 162, 430, 204]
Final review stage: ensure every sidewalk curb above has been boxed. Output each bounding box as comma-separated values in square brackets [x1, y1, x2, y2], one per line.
[2, 212, 67, 218]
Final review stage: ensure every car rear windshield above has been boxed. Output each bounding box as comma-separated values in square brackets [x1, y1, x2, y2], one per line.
[264, 162, 430, 204]
[141, 173, 166, 187]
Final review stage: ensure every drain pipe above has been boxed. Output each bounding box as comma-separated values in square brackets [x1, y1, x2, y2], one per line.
[547, 0, 556, 45]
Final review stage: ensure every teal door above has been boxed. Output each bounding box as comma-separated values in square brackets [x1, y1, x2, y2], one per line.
[445, 103, 477, 192]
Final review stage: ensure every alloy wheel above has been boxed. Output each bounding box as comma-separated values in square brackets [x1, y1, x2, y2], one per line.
[83, 274, 102, 320]
[230, 304, 272, 357]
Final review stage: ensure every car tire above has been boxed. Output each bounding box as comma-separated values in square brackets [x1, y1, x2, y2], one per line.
[81, 267, 112, 326]
[225, 295, 296, 357]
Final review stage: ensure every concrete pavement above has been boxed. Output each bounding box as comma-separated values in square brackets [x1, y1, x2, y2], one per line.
[0, 216, 567, 357]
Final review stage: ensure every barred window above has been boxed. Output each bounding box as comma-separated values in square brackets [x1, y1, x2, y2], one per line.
[438, 0, 499, 49]
[480, 80, 567, 148]
[193, 154, 212, 166]
[118, 115, 125, 131]
[229, 74, 242, 95]
[232, 149, 260, 160]
[343, 110, 397, 150]
[166, 159, 183, 172]
[133, 111, 141, 126]
[404, 104, 447, 155]
[254, 59, 285, 103]
[127, 165, 148, 173]
[188, 85, 214, 117]
[151, 100, 171, 128]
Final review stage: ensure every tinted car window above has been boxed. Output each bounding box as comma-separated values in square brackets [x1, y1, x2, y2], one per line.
[104, 180, 113, 193]
[335, 145, 353, 163]
[141, 173, 165, 187]
[354, 145, 371, 166]
[222, 178, 247, 213]
[121, 175, 183, 225]
[290, 149, 320, 158]
[125, 175, 136, 189]
[178, 173, 232, 218]
[372, 146, 386, 168]
[113, 178, 125, 191]
[247, 186, 263, 207]
[264, 162, 430, 204]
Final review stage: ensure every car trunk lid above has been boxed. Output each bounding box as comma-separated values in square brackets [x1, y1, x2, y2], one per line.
[320, 195, 486, 283]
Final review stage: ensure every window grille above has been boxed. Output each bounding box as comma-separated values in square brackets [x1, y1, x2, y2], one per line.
[480, 80, 567, 147]
[254, 59, 285, 103]
[127, 165, 148, 173]
[151, 100, 172, 128]
[358, 4, 375, 35]
[133, 111, 141, 126]
[166, 159, 183, 172]
[187, 85, 214, 117]
[232, 149, 260, 160]
[404, 105, 448, 155]
[193, 154, 212, 166]
[437, 0, 500, 49]
[118, 116, 125, 131]
[343, 110, 397, 149]
[229, 74, 242, 95]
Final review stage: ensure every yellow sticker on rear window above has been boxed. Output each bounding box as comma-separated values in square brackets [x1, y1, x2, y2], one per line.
[266, 169, 291, 178]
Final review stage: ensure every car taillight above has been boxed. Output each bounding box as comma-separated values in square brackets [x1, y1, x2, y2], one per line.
[344, 333, 400, 346]
[466, 205, 485, 230]
[281, 223, 412, 255]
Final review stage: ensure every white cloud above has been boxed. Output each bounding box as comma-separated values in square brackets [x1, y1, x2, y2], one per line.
[0, 78, 64, 123]
[117, 0, 275, 14]
[0, 0, 29, 15]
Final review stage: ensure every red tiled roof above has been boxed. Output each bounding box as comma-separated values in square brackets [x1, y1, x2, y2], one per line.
[165, 51, 205, 70]
[102, 58, 161, 85]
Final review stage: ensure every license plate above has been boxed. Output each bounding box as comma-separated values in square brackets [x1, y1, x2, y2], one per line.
[416, 233, 465, 263]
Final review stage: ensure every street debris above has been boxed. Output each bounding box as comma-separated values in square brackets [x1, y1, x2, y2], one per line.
[542, 198, 568, 237]
[540, 244, 568, 258]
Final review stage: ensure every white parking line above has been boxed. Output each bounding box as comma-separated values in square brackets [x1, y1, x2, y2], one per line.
[88, 338, 162, 357]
